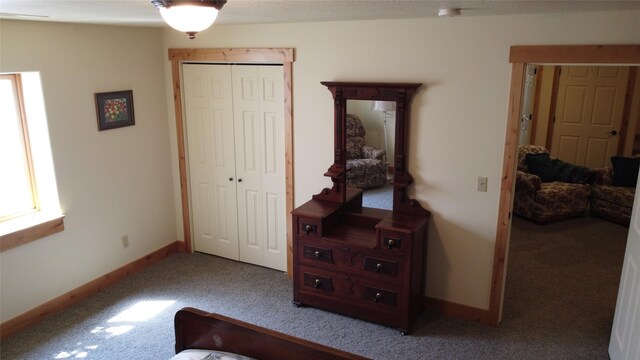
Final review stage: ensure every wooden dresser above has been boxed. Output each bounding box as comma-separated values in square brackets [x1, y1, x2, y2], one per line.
[292, 81, 429, 334]
[292, 190, 429, 334]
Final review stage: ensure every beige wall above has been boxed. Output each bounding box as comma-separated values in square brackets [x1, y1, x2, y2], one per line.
[162, 10, 640, 310]
[0, 20, 176, 321]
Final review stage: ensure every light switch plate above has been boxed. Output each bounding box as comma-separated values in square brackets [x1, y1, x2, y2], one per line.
[477, 177, 488, 192]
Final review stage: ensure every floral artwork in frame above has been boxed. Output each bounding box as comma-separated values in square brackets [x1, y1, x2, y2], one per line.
[95, 90, 135, 131]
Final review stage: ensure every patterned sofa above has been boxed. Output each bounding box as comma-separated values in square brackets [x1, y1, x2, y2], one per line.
[513, 145, 592, 224]
[590, 157, 639, 226]
[345, 114, 387, 189]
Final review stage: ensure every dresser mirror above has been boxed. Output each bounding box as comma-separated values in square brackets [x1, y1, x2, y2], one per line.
[346, 99, 395, 210]
[315, 81, 427, 215]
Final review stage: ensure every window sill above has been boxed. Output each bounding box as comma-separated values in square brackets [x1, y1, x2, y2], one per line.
[0, 213, 65, 252]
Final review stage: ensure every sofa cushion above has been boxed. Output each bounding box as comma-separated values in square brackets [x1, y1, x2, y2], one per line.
[551, 159, 595, 184]
[526, 153, 556, 182]
[535, 182, 591, 204]
[611, 156, 640, 187]
[591, 185, 635, 208]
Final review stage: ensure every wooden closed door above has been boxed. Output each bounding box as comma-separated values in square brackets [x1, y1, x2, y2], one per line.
[183, 63, 286, 271]
[550, 66, 629, 168]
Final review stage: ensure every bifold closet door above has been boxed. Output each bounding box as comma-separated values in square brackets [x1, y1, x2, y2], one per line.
[183, 64, 240, 260]
[232, 65, 286, 271]
[183, 63, 286, 271]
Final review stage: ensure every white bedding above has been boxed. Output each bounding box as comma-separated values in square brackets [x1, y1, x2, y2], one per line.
[170, 348, 256, 360]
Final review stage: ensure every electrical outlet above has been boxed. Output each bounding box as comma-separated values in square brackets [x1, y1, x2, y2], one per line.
[121, 235, 129, 248]
[477, 177, 488, 192]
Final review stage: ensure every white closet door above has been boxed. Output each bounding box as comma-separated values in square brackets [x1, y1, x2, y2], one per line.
[232, 65, 286, 271]
[183, 64, 240, 260]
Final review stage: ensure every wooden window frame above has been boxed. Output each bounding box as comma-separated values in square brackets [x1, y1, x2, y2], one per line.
[0, 73, 64, 252]
[0, 74, 39, 221]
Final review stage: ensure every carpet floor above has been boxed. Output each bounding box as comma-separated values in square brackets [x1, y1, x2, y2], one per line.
[0, 215, 627, 359]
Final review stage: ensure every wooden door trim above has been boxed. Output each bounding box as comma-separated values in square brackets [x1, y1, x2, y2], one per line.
[528, 65, 543, 144]
[544, 66, 561, 150]
[618, 67, 638, 155]
[168, 48, 295, 276]
[491, 44, 640, 326]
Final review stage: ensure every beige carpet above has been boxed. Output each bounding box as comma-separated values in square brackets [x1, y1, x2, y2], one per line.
[0, 215, 628, 359]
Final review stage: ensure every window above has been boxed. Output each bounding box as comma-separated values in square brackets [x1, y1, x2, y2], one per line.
[0, 72, 64, 251]
[0, 74, 38, 221]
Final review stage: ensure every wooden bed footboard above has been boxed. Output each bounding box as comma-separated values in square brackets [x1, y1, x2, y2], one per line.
[174, 307, 369, 360]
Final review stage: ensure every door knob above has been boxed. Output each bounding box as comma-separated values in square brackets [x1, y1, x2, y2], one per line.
[608, 130, 618, 136]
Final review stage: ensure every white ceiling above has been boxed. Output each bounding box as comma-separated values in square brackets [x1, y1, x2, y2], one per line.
[0, 0, 639, 27]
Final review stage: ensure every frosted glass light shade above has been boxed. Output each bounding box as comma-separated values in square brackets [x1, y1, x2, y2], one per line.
[159, 5, 218, 36]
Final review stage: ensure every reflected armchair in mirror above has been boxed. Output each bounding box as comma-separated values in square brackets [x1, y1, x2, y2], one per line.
[345, 113, 387, 188]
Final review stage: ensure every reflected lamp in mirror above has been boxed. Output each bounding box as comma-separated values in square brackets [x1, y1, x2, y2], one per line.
[151, 0, 226, 39]
[371, 101, 395, 167]
[371, 101, 395, 113]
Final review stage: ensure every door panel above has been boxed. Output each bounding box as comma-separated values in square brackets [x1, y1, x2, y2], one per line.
[233, 65, 286, 271]
[233, 66, 265, 267]
[609, 184, 640, 359]
[556, 135, 580, 163]
[551, 66, 629, 168]
[258, 66, 287, 271]
[184, 64, 240, 260]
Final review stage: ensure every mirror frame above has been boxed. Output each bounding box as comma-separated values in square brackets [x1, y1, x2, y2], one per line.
[315, 81, 427, 215]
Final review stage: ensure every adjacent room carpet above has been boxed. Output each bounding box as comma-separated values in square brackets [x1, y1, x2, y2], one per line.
[0, 216, 627, 359]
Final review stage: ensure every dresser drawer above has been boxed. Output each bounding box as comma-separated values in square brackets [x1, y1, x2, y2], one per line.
[303, 245, 334, 264]
[296, 216, 320, 237]
[362, 257, 398, 277]
[378, 230, 410, 252]
[363, 286, 397, 307]
[297, 240, 405, 282]
[302, 272, 334, 292]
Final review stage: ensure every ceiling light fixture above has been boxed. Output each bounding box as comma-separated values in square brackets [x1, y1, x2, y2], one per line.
[151, 0, 226, 39]
[438, 8, 461, 17]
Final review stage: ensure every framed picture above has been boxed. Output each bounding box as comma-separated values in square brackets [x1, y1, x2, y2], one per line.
[95, 90, 135, 131]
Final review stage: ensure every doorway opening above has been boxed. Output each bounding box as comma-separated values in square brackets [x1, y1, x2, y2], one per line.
[488, 45, 640, 326]
[504, 63, 636, 348]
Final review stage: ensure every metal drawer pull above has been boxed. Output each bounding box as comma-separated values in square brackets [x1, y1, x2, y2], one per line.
[304, 225, 312, 234]
[314, 278, 321, 289]
[374, 292, 382, 302]
[375, 263, 383, 272]
[386, 239, 395, 249]
[314, 250, 322, 258]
